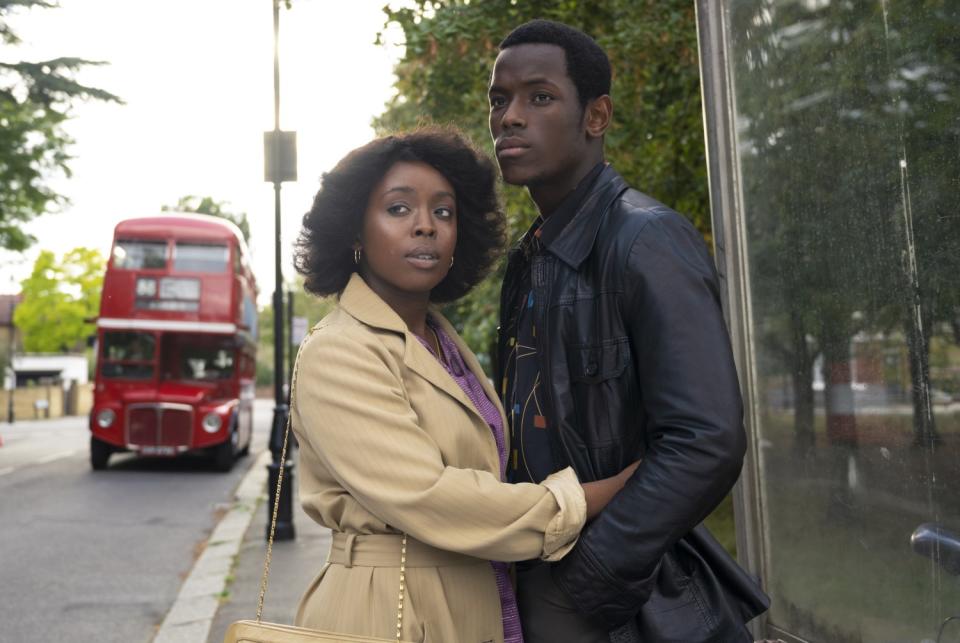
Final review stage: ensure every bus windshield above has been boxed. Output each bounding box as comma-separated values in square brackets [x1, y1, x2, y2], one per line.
[160, 335, 235, 382]
[100, 331, 156, 380]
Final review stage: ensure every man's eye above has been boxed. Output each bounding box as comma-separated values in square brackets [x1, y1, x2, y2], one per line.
[387, 204, 410, 215]
[489, 96, 506, 109]
[533, 93, 553, 104]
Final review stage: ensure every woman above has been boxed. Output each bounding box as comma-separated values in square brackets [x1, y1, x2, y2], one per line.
[290, 128, 637, 643]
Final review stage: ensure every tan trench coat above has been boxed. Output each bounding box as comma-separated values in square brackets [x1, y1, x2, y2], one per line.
[290, 274, 586, 643]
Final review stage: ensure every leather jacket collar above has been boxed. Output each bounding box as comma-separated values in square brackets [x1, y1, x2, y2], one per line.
[538, 165, 629, 269]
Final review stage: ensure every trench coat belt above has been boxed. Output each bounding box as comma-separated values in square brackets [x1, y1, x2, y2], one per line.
[327, 532, 486, 568]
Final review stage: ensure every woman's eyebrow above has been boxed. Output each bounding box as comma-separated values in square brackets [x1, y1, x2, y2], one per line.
[382, 185, 415, 197]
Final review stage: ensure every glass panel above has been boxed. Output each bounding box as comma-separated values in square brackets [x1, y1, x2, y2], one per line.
[101, 331, 155, 380]
[102, 331, 155, 361]
[160, 335, 235, 382]
[173, 242, 228, 273]
[112, 240, 167, 270]
[721, 1, 960, 641]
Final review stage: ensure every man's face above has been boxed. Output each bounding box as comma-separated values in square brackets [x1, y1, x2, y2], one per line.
[488, 43, 588, 189]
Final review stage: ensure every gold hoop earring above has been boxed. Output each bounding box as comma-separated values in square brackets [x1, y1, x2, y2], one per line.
[354, 248, 361, 265]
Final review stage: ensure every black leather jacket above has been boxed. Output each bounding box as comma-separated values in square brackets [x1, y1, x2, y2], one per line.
[496, 166, 767, 638]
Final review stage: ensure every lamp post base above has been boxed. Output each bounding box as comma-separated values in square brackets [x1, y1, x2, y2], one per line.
[265, 459, 296, 541]
[265, 404, 295, 541]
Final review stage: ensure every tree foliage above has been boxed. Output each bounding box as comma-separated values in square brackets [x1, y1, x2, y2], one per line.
[376, 0, 707, 365]
[13, 246, 104, 352]
[0, 0, 121, 251]
[374, 0, 739, 553]
[162, 195, 251, 243]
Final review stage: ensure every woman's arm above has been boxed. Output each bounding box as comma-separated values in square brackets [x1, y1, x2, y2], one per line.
[293, 326, 587, 563]
[582, 461, 641, 520]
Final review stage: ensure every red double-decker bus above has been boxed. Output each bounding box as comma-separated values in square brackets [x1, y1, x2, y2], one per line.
[89, 213, 258, 471]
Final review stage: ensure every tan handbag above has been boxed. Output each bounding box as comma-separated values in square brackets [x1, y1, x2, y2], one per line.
[224, 401, 412, 643]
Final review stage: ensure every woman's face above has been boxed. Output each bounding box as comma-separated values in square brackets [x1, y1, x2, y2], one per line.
[359, 160, 457, 305]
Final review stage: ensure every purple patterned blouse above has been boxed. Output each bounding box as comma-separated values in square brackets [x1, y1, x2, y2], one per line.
[415, 316, 524, 643]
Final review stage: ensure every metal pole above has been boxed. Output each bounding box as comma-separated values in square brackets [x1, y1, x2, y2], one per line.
[287, 288, 294, 388]
[7, 294, 16, 423]
[273, 188, 283, 406]
[266, 0, 294, 541]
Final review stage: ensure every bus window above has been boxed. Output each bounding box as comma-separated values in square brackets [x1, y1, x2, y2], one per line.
[161, 335, 235, 382]
[101, 331, 156, 380]
[113, 240, 167, 270]
[173, 242, 228, 273]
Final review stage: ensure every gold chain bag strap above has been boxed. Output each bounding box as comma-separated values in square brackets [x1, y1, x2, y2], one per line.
[224, 340, 412, 643]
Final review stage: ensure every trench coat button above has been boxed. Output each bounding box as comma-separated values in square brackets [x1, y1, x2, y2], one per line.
[586, 361, 598, 376]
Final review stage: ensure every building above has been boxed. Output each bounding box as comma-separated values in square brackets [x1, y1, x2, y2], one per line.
[7, 353, 89, 390]
[0, 293, 22, 385]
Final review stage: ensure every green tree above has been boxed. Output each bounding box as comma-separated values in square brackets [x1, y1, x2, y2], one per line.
[374, 1, 737, 555]
[376, 0, 707, 367]
[256, 276, 336, 388]
[0, 0, 121, 250]
[162, 195, 251, 243]
[13, 247, 104, 352]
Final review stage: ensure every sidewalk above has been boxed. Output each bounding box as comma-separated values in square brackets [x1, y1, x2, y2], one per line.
[206, 449, 331, 643]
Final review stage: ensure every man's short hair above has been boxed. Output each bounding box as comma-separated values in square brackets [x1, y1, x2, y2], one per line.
[499, 19, 611, 108]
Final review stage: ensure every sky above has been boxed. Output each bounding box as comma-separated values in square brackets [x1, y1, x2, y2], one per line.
[0, 0, 407, 303]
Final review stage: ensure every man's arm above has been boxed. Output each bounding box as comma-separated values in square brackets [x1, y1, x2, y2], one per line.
[552, 207, 746, 628]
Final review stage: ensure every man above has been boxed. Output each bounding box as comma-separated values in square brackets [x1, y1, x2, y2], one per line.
[489, 20, 768, 642]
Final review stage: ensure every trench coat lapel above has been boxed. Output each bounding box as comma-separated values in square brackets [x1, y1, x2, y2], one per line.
[338, 274, 496, 431]
[430, 312, 510, 449]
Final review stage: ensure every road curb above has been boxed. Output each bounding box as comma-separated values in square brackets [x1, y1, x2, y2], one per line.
[153, 450, 270, 643]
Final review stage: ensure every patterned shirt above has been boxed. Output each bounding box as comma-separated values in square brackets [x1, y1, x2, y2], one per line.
[503, 162, 607, 485]
[416, 317, 523, 643]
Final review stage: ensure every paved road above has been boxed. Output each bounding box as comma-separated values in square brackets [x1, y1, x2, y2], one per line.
[0, 399, 274, 643]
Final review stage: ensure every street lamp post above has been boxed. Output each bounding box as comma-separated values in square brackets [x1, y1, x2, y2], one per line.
[5, 285, 17, 424]
[263, 0, 297, 542]
[6, 312, 14, 424]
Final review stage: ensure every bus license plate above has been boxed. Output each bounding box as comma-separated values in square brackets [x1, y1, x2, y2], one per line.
[139, 445, 177, 456]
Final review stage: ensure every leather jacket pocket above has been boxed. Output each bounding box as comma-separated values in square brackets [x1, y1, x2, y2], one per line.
[567, 338, 631, 446]
[568, 338, 629, 384]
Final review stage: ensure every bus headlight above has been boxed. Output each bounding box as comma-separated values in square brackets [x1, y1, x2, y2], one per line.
[96, 408, 116, 428]
[202, 412, 223, 433]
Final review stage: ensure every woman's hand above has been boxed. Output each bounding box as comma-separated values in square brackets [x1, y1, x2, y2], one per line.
[581, 460, 641, 520]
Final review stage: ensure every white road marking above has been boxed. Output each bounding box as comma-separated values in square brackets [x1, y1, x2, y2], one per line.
[36, 450, 75, 464]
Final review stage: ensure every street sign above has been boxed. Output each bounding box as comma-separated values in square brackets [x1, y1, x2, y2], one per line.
[290, 316, 308, 345]
[263, 130, 297, 183]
